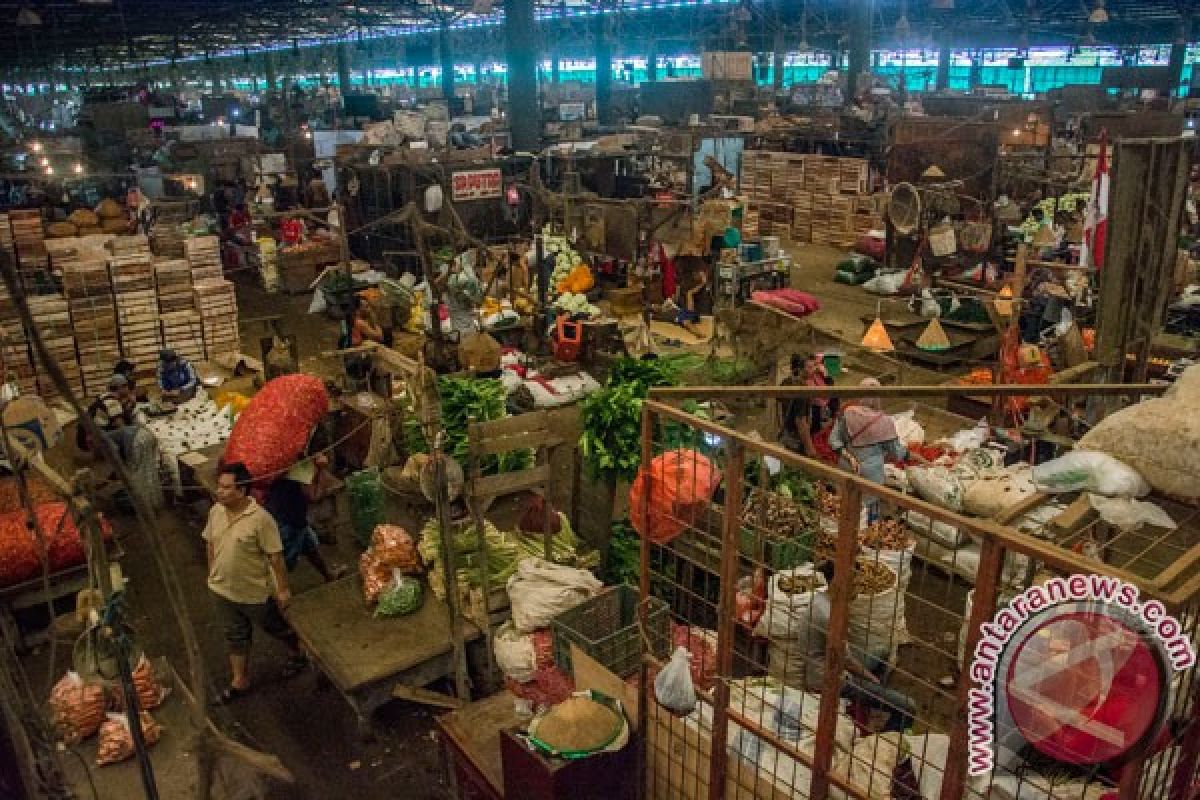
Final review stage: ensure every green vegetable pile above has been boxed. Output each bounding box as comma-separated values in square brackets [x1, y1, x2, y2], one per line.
[579, 355, 705, 483]
[419, 514, 598, 601]
[404, 376, 533, 475]
[374, 575, 424, 617]
[603, 520, 641, 586]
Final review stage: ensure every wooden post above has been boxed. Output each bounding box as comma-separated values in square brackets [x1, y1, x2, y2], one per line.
[707, 443, 745, 800]
[810, 479, 861, 800]
[465, 417, 496, 683]
[433, 436, 471, 702]
[636, 405, 654, 798]
[938, 535, 1005, 800]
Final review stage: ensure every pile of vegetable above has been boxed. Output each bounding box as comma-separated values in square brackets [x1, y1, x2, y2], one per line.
[419, 515, 596, 601]
[553, 292, 600, 317]
[579, 355, 704, 483]
[540, 233, 584, 299]
[375, 575, 424, 617]
[741, 488, 815, 541]
[860, 518, 915, 551]
[405, 377, 532, 475]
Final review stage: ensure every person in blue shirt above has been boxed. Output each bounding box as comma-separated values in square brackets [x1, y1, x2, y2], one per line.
[157, 349, 198, 402]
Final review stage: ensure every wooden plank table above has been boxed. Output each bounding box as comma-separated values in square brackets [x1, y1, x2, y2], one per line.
[287, 575, 481, 738]
[436, 690, 521, 799]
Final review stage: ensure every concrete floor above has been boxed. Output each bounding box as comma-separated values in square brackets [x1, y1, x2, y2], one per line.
[21, 243, 963, 799]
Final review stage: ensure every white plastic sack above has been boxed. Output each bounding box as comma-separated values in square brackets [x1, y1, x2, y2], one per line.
[906, 465, 966, 512]
[904, 511, 966, 549]
[904, 733, 994, 800]
[862, 270, 907, 295]
[962, 466, 1039, 519]
[940, 418, 990, 452]
[989, 774, 1111, 800]
[1032, 451, 1150, 497]
[814, 564, 903, 665]
[831, 732, 904, 800]
[493, 622, 536, 683]
[654, 647, 697, 715]
[506, 558, 602, 633]
[1087, 494, 1176, 531]
[755, 566, 827, 640]
[891, 410, 925, 445]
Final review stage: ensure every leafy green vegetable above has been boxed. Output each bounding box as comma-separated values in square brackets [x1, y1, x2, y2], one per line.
[374, 576, 423, 617]
[406, 377, 532, 475]
[579, 384, 644, 482]
[603, 520, 641, 586]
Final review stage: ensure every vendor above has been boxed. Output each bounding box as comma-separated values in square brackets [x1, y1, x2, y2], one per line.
[779, 354, 835, 457]
[829, 378, 925, 522]
[112, 359, 147, 402]
[433, 258, 483, 337]
[668, 260, 707, 337]
[343, 295, 391, 348]
[80, 375, 162, 509]
[157, 349, 199, 402]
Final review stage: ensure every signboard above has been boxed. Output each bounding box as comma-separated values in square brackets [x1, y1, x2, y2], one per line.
[451, 168, 503, 201]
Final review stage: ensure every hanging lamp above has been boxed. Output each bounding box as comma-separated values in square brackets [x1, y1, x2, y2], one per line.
[861, 313, 895, 352]
[916, 317, 951, 351]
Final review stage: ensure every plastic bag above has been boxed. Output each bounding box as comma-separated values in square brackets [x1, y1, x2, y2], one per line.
[112, 656, 168, 711]
[891, 410, 925, 445]
[862, 270, 907, 295]
[370, 524, 422, 573]
[1087, 494, 1176, 532]
[48, 670, 107, 744]
[1032, 451, 1150, 497]
[654, 647, 697, 715]
[96, 711, 162, 766]
[374, 570, 423, 617]
[494, 622, 537, 683]
[506, 558, 602, 633]
[629, 450, 722, 545]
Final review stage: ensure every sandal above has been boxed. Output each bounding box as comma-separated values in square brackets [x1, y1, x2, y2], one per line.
[211, 685, 251, 706]
[282, 654, 308, 679]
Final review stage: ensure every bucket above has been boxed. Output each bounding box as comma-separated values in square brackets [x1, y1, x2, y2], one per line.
[822, 351, 843, 379]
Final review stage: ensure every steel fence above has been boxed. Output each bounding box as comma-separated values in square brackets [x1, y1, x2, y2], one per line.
[635, 393, 1199, 800]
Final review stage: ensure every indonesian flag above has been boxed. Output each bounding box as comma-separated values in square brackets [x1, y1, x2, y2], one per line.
[1081, 131, 1109, 271]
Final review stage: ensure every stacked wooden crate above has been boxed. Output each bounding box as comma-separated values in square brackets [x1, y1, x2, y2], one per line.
[739, 152, 881, 248]
[0, 213, 13, 264]
[53, 236, 120, 398]
[194, 279, 239, 358]
[27, 294, 82, 399]
[159, 311, 206, 364]
[0, 280, 35, 397]
[154, 258, 194, 313]
[185, 236, 223, 283]
[10, 210, 49, 292]
[149, 210, 189, 258]
[110, 237, 162, 383]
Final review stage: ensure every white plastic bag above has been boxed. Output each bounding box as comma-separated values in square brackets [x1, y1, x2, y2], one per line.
[1087, 494, 1176, 531]
[891, 410, 925, 445]
[940, 419, 990, 452]
[493, 622, 537, 683]
[904, 511, 966, 549]
[506, 558, 602, 633]
[1032, 451, 1150, 497]
[654, 646, 697, 715]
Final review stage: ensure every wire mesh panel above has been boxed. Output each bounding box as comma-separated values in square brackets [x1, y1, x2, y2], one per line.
[635, 395, 1200, 800]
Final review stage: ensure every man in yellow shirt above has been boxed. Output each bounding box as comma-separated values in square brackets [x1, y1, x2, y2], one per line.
[205, 462, 305, 704]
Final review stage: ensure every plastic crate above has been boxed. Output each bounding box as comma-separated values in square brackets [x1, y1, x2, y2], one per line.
[552, 585, 670, 678]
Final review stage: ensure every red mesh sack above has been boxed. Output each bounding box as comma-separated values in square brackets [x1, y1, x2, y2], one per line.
[0, 503, 113, 588]
[96, 711, 162, 766]
[750, 289, 822, 317]
[223, 375, 329, 481]
[629, 450, 722, 545]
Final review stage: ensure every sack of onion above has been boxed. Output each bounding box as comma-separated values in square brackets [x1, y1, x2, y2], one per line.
[96, 711, 162, 766]
[48, 671, 107, 744]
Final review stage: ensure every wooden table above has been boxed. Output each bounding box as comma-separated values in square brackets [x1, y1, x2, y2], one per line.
[287, 575, 481, 738]
[436, 690, 522, 799]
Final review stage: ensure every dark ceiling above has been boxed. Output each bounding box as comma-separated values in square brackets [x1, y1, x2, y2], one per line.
[0, 0, 1193, 73]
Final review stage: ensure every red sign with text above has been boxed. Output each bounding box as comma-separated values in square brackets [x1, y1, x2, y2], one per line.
[451, 169, 503, 201]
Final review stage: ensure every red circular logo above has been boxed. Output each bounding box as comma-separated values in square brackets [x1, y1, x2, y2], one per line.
[1004, 610, 1164, 766]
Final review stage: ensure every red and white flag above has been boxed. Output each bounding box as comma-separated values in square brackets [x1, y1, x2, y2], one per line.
[1081, 130, 1109, 271]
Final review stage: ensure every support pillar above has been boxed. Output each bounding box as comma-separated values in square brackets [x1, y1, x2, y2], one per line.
[646, 40, 658, 83]
[936, 44, 951, 91]
[844, 0, 871, 104]
[968, 50, 982, 90]
[336, 41, 352, 102]
[504, 0, 540, 151]
[551, 52, 560, 84]
[1168, 38, 1187, 97]
[594, 16, 613, 124]
[264, 52, 278, 96]
[439, 24, 455, 104]
[772, 31, 786, 90]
